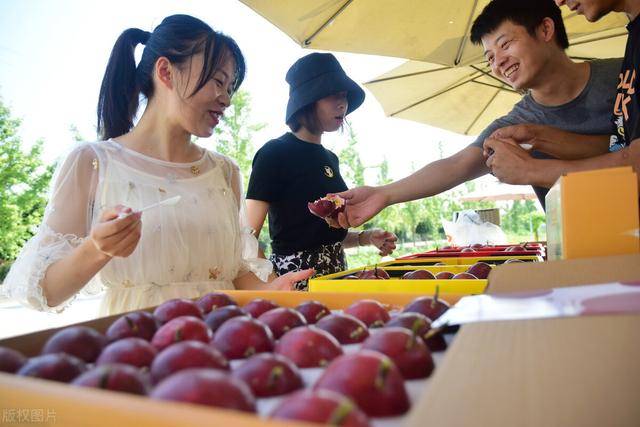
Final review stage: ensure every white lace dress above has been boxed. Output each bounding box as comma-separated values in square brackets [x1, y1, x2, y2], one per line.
[2, 140, 272, 316]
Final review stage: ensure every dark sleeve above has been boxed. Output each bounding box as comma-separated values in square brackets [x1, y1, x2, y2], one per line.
[246, 143, 282, 202]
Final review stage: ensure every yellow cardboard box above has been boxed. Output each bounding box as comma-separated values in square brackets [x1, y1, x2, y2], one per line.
[545, 166, 639, 260]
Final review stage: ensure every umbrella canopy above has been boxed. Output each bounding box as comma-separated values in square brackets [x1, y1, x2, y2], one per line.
[239, 0, 628, 66]
[365, 61, 522, 135]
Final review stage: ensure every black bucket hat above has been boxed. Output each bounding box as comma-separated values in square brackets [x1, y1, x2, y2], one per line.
[285, 53, 366, 124]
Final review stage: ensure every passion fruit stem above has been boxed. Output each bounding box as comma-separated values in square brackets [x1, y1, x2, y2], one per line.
[431, 285, 440, 308]
[328, 399, 356, 426]
[374, 358, 392, 390]
[424, 325, 446, 341]
[125, 316, 138, 332]
[99, 367, 111, 389]
[267, 366, 284, 390]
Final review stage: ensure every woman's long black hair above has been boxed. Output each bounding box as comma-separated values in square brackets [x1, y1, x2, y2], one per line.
[97, 14, 246, 140]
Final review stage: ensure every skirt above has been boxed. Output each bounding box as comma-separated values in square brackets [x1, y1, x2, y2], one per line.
[269, 242, 347, 291]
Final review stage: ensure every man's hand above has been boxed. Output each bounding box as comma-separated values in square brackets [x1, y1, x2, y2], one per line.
[327, 186, 389, 229]
[484, 138, 538, 185]
[487, 124, 549, 157]
[490, 124, 610, 160]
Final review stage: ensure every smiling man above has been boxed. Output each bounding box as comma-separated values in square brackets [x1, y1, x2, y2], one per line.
[474, 0, 620, 202]
[331, 0, 621, 229]
[483, 0, 640, 194]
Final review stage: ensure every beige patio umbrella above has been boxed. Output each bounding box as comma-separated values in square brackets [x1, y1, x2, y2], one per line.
[238, 0, 628, 66]
[239, 0, 628, 134]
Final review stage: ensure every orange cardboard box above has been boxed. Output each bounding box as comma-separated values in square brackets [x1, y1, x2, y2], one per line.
[545, 166, 639, 260]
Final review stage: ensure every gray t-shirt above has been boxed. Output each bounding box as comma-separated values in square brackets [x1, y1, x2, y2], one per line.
[472, 58, 622, 207]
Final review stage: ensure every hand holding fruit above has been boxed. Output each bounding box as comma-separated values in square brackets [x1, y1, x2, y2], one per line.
[331, 186, 388, 228]
[90, 205, 142, 259]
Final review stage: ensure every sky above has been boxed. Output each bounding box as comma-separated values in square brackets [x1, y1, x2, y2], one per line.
[0, 0, 535, 201]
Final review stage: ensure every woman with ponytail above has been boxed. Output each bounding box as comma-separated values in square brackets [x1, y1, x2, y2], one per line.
[3, 15, 312, 316]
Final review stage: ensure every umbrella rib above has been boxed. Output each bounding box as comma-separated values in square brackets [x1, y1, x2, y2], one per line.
[469, 64, 514, 89]
[464, 87, 501, 135]
[390, 73, 483, 116]
[303, 0, 355, 46]
[366, 66, 451, 85]
[454, 0, 480, 65]
[470, 80, 519, 94]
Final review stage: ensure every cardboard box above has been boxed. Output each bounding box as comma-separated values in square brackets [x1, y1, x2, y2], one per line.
[3, 255, 640, 427]
[0, 291, 455, 427]
[487, 252, 640, 293]
[408, 314, 640, 427]
[383, 255, 542, 266]
[545, 166, 640, 260]
[424, 252, 640, 427]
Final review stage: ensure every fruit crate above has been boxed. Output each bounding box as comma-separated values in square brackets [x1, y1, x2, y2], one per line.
[397, 250, 542, 258]
[0, 291, 457, 427]
[398, 243, 546, 259]
[308, 265, 488, 295]
[388, 255, 543, 265]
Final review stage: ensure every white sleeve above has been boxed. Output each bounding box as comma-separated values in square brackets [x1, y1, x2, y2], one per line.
[227, 159, 273, 282]
[2, 144, 103, 312]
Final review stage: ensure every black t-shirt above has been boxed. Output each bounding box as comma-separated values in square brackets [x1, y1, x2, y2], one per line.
[611, 15, 640, 151]
[247, 133, 349, 255]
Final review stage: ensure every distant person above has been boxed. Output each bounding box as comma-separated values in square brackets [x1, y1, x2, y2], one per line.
[3, 15, 312, 316]
[246, 53, 396, 290]
[327, 0, 621, 230]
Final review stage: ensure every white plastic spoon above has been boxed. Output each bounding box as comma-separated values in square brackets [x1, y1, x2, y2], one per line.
[117, 195, 181, 219]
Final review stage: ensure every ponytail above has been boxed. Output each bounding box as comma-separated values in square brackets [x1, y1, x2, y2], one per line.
[97, 28, 150, 140]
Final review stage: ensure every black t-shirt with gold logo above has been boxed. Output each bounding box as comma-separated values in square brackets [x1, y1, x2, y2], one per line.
[247, 133, 348, 254]
[611, 15, 640, 151]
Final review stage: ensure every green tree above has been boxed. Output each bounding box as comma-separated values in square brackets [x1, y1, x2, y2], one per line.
[213, 90, 265, 192]
[212, 90, 271, 251]
[69, 124, 85, 143]
[501, 199, 543, 239]
[0, 98, 54, 280]
[338, 127, 366, 187]
[502, 200, 538, 235]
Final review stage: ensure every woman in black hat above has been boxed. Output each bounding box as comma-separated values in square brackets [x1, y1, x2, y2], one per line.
[246, 53, 397, 290]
